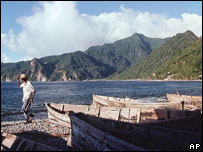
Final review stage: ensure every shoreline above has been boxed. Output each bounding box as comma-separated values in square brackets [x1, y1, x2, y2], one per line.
[1, 79, 202, 82]
[1, 118, 71, 150]
[108, 79, 202, 82]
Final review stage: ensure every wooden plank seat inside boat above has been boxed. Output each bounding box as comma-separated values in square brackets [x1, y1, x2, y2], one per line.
[90, 107, 201, 123]
[69, 112, 202, 151]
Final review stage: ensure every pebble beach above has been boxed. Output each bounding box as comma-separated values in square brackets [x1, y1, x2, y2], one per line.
[1, 119, 71, 151]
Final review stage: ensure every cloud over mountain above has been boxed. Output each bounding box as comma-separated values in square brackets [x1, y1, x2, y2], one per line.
[1, 1, 202, 61]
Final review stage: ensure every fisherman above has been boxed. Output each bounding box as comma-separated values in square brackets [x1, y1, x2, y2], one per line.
[17, 74, 35, 123]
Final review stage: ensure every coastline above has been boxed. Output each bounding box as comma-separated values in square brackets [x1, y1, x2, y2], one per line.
[1, 79, 202, 82]
[1, 119, 71, 150]
[118, 79, 202, 82]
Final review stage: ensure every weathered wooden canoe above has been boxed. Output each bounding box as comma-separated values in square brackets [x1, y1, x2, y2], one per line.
[45, 102, 201, 126]
[1, 132, 57, 151]
[92, 94, 197, 110]
[45, 102, 90, 127]
[69, 112, 202, 151]
[93, 94, 166, 103]
[166, 93, 202, 110]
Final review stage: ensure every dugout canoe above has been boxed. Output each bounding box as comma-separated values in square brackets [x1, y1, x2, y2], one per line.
[1, 132, 57, 151]
[69, 112, 202, 151]
[166, 93, 202, 110]
[45, 102, 201, 126]
[92, 94, 198, 110]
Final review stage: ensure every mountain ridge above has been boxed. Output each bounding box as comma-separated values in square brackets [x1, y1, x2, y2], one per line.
[2, 30, 201, 81]
[85, 33, 169, 71]
[110, 30, 201, 80]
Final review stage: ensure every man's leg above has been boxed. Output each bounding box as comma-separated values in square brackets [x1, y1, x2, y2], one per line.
[22, 99, 31, 121]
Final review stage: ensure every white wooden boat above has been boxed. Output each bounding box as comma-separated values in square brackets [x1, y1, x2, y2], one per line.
[45, 102, 201, 126]
[45, 102, 90, 127]
[92, 94, 196, 110]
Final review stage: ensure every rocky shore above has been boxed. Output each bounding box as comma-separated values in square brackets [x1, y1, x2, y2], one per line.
[1, 119, 71, 151]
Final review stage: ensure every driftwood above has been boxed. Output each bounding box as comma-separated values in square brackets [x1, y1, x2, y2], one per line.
[69, 112, 202, 151]
[1, 132, 57, 151]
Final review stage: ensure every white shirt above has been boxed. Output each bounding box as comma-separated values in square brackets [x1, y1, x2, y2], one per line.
[20, 81, 35, 102]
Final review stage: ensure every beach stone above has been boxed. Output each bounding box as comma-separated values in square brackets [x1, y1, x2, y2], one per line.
[1, 119, 71, 151]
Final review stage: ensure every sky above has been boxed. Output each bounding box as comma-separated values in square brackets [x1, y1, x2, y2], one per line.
[1, 1, 202, 63]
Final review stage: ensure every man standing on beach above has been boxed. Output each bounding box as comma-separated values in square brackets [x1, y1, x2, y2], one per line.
[17, 74, 35, 123]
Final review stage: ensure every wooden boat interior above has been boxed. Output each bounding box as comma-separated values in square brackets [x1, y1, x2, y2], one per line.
[46, 102, 201, 123]
[69, 112, 202, 151]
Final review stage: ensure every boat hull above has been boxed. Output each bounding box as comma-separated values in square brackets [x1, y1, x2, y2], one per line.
[69, 112, 146, 151]
[45, 102, 90, 127]
[69, 112, 202, 151]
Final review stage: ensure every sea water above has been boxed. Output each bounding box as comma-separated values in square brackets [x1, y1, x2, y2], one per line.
[1, 81, 202, 121]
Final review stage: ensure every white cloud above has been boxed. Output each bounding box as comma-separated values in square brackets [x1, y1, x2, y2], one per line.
[1, 53, 12, 63]
[1, 1, 202, 61]
[1, 53, 32, 63]
[1, 30, 18, 52]
[20, 56, 33, 62]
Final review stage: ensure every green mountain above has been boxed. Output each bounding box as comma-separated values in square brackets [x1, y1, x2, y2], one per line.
[3, 31, 200, 81]
[85, 33, 169, 72]
[1, 60, 31, 81]
[154, 38, 202, 80]
[1, 51, 115, 81]
[1, 32, 168, 81]
[111, 30, 201, 80]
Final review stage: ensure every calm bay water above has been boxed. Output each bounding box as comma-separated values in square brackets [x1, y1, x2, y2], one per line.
[1, 81, 202, 121]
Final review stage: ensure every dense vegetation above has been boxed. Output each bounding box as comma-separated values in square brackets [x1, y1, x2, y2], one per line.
[111, 31, 202, 80]
[1, 51, 115, 81]
[85, 33, 169, 72]
[154, 38, 202, 80]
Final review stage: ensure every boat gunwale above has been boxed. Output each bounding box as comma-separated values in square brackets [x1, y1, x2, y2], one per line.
[93, 94, 181, 105]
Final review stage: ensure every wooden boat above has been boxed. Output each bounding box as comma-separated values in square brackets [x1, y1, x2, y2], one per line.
[45, 102, 201, 126]
[69, 112, 202, 151]
[166, 93, 202, 110]
[44, 102, 90, 127]
[1, 132, 57, 151]
[93, 94, 167, 103]
[92, 94, 198, 110]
